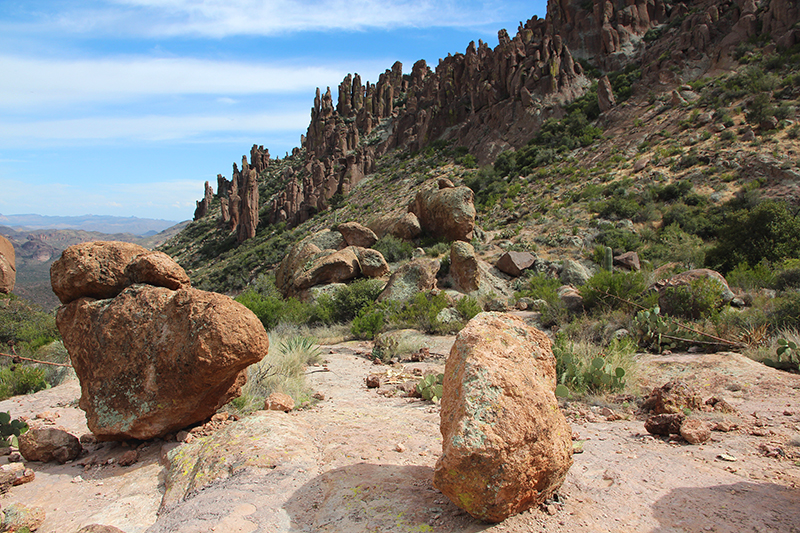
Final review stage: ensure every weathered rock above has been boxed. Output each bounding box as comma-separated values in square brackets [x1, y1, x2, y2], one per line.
[680, 418, 711, 444]
[450, 241, 480, 292]
[118, 449, 139, 466]
[19, 427, 82, 463]
[77, 525, 127, 533]
[409, 184, 476, 242]
[598, 75, 616, 112]
[641, 380, 702, 415]
[388, 212, 423, 241]
[193, 181, 214, 221]
[237, 167, 259, 243]
[337, 221, 378, 248]
[56, 285, 269, 440]
[378, 257, 440, 302]
[614, 251, 641, 271]
[0, 503, 45, 533]
[495, 251, 536, 277]
[0, 235, 15, 294]
[51, 241, 151, 304]
[434, 312, 572, 523]
[560, 259, 593, 286]
[558, 286, 584, 313]
[266, 392, 295, 412]
[293, 247, 362, 290]
[125, 251, 191, 291]
[653, 269, 735, 314]
[0, 463, 34, 492]
[356, 247, 390, 279]
[644, 413, 685, 436]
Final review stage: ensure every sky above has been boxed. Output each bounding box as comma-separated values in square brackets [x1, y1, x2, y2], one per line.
[1, 0, 547, 222]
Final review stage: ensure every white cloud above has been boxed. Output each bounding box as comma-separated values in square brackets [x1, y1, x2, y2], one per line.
[44, 0, 526, 38]
[0, 111, 311, 146]
[0, 55, 371, 109]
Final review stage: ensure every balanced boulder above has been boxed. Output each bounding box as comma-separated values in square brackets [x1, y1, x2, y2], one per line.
[52, 241, 268, 440]
[409, 183, 476, 242]
[434, 312, 573, 522]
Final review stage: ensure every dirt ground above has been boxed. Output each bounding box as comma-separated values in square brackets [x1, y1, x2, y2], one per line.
[2, 335, 800, 533]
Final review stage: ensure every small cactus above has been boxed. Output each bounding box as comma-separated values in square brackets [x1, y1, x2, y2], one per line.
[416, 373, 444, 403]
[603, 246, 614, 271]
[0, 412, 28, 447]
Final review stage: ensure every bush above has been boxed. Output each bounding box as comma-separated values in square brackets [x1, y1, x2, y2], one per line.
[455, 296, 481, 322]
[394, 291, 450, 334]
[580, 270, 648, 312]
[0, 296, 59, 356]
[726, 261, 776, 291]
[0, 367, 48, 400]
[642, 223, 706, 269]
[659, 277, 725, 319]
[330, 279, 384, 322]
[552, 334, 636, 396]
[595, 228, 641, 254]
[351, 305, 386, 340]
[373, 235, 415, 263]
[768, 292, 800, 330]
[706, 200, 800, 272]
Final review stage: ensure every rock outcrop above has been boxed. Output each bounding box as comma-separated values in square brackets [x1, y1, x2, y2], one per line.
[337, 221, 378, 248]
[0, 235, 16, 294]
[434, 312, 573, 522]
[450, 241, 480, 292]
[52, 241, 269, 440]
[193, 181, 214, 221]
[377, 257, 440, 302]
[495, 251, 536, 277]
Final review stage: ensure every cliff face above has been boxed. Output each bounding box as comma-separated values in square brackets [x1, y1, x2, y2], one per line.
[268, 5, 592, 227]
[196, 0, 800, 237]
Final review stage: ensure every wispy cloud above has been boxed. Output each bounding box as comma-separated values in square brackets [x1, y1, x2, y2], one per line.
[35, 0, 529, 38]
[0, 55, 377, 110]
[0, 111, 310, 146]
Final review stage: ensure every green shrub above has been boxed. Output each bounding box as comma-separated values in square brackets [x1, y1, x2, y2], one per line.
[775, 266, 800, 291]
[580, 270, 648, 312]
[768, 292, 800, 330]
[455, 296, 481, 322]
[373, 235, 415, 263]
[0, 367, 48, 400]
[642, 223, 706, 269]
[351, 305, 386, 340]
[0, 296, 59, 356]
[595, 228, 641, 254]
[394, 291, 450, 334]
[553, 334, 635, 395]
[706, 200, 800, 272]
[330, 279, 384, 322]
[726, 261, 776, 291]
[659, 277, 724, 319]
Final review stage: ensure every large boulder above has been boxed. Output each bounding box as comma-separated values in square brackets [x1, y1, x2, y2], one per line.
[450, 241, 480, 292]
[337, 221, 378, 248]
[275, 230, 350, 297]
[50, 242, 190, 305]
[409, 184, 476, 242]
[378, 257, 440, 302]
[19, 427, 81, 464]
[57, 285, 269, 440]
[434, 312, 573, 522]
[559, 259, 593, 286]
[495, 251, 535, 277]
[0, 235, 15, 294]
[368, 212, 422, 241]
[284, 246, 389, 295]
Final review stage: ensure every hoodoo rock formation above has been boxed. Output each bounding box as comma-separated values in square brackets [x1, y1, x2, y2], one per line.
[51, 241, 269, 440]
[0, 235, 16, 294]
[434, 312, 573, 522]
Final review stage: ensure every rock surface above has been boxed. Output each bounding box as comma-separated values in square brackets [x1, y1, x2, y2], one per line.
[337, 221, 378, 248]
[495, 251, 536, 277]
[641, 380, 702, 415]
[450, 241, 480, 292]
[378, 257, 440, 302]
[0, 235, 15, 294]
[434, 312, 573, 522]
[19, 427, 82, 464]
[57, 285, 269, 440]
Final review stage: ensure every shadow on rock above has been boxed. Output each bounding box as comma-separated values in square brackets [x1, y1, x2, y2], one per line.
[283, 463, 488, 533]
[652, 481, 800, 532]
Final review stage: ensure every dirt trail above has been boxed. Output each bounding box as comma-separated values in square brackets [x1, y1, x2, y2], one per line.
[2, 340, 800, 532]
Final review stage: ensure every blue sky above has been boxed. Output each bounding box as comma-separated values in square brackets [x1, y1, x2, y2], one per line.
[1, 0, 547, 222]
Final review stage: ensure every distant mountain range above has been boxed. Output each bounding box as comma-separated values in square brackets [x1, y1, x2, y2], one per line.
[0, 214, 181, 236]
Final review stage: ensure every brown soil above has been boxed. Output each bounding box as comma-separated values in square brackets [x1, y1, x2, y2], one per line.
[2, 338, 800, 533]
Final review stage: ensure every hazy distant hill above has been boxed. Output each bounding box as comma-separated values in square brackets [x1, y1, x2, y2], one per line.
[0, 214, 180, 236]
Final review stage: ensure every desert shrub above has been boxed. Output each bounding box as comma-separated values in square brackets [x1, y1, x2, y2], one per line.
[424, 241, 450, 257]
[373, 234, 415, 263]
[351, 305, 386, 340]
[236, 290, 311, 330]
[706, 200, 800, 272]
[661, 202, 716, 238]
[516, 272, 561, 303]
[0, 367, 48, 401]
[642, 223, 706, 269]
[580, 270, 649, 312]
[455, 296, 481, 322]
[726, 261, 776, 291]
[0, 295, 59, 356]
[593, 196, 642, 220]
[393, 291, 450, 334]
[768, 292, 800, 329]
[659, 277, 725, 319]
[595, 228, 641, 254]
[229, 331, 322, 413]
[775, 263, 800, 291]
[330, 279, 384, 322]
[552, 334, 636, 396]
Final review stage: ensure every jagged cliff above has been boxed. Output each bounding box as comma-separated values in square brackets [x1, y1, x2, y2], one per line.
[193, 0, 800, 240]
